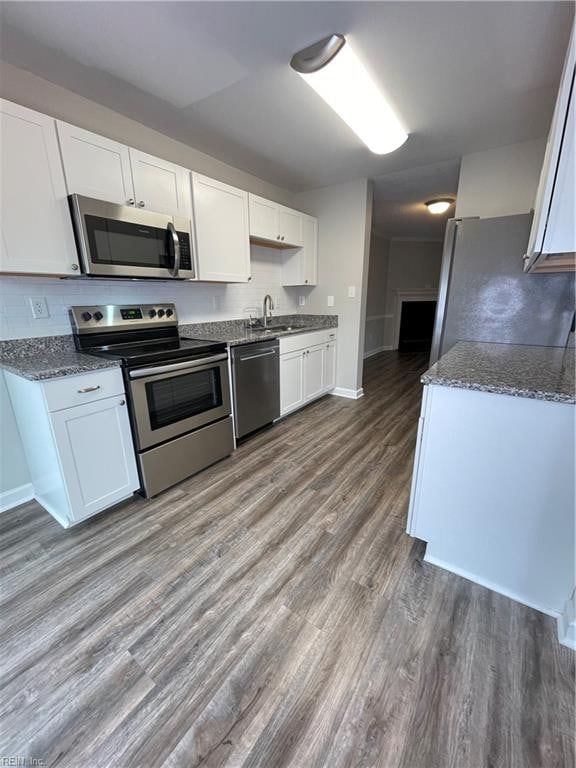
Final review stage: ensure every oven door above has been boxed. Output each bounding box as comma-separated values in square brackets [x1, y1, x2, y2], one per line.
[127, 353, 231, 450]
[69, 194, 195, 279]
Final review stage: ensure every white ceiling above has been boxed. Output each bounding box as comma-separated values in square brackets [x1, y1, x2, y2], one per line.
[1, 1, 573, 197]
[372, 158, 461, 239]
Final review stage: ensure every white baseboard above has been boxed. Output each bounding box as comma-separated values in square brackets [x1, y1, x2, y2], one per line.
[558, 590, 576, 650]
[364, 345, 394, 359]
[424, 552, 561, 619]
[0, 483, 34, 513]
[331, 387, 364, 400]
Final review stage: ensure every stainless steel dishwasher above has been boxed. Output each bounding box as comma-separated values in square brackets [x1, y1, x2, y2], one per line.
[231, 339, 280, 439]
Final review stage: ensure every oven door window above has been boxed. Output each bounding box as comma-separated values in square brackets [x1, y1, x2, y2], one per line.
[145, 368, 223, 430]
[85, 215, 173, 269]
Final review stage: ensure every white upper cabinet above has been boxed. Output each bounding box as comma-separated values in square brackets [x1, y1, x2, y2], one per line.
[0, 100, 79, 276]
[192, 173, 251, 282]
[249, 194, 279, 241]
[282, 214, 318, 286]
[278, 206, 302, 247]
[525, 24, 575, 272]
[58, 123, 192, 218]
[57, 121, 135, 205]
[129, 148, 191, 218]
[248, 194, 305, 246]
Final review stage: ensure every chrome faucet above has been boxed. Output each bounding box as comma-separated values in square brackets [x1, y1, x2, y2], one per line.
[262, 294, 274, 327]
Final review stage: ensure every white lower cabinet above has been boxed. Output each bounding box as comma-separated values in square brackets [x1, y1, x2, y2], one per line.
[303, 345, 324, 401]
[279, 330, 337, 417]
[6, 369, 139, 528]
[280, 350, 305, 415]
[323, 341, 336, 391]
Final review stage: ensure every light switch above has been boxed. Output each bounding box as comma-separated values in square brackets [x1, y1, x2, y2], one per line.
[327, 295, 335, 307]
[348, 286, 356, 298]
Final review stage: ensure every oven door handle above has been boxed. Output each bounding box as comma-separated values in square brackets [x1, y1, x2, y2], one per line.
[167, 221, 180, 278]
[129, 353, 228, 379]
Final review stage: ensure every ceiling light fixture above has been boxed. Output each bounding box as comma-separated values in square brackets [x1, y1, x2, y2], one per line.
[290, 34, 408, 155]
[426, 198, 454, 215]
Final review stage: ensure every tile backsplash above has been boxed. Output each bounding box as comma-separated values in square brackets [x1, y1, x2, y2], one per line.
[0, 246, 304, 339]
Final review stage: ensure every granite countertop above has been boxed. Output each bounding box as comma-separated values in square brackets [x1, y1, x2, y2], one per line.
[179, 314, 338, 346]
[0, 336, 121, 381]
[422, 341, 575, 404]
[0, 314, 338, 380]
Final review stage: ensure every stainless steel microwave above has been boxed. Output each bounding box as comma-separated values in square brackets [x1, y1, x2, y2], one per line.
[69, 194, 195, 280]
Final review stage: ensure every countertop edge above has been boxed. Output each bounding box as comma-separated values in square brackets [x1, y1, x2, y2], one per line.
[421, 374, 575, 404]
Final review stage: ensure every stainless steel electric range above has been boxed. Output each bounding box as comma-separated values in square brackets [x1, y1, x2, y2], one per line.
[70, 304, 234, 497]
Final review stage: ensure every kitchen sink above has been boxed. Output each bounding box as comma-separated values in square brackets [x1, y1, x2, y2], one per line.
[251, 324, 294, 333]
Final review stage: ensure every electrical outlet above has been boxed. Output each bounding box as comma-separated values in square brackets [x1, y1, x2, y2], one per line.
[29, 297, 50, 319]
[299, 296, 306, 307]
[327, 295, 335, 307]
[348, 286, 356, 298]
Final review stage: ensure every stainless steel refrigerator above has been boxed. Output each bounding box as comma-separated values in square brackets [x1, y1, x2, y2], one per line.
[430, 213, 575, 363]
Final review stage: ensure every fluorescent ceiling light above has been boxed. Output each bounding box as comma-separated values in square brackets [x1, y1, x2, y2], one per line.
[426, 199, 454, 215]
[291, 34, 408, 155]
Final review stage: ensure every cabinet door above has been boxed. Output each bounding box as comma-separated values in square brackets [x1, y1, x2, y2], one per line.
[129, 148, 191, 217]
[304, 344, 325, 402]
[57, 121, 134, 205]
[0, 100, 79, 276]
[51, 395, 139, 522]
[192, 173, 250, 282]
[280, 350, 305, 415]
[301, 215, 318, 285]
[544, 87, 574, 255]
[249, 194, 279, 241]
[323, 341, 336, 392]
[278, 206, 303, 246]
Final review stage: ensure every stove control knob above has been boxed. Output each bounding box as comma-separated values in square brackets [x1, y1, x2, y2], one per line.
[157, 308, 166, 318]
[166, 308, 173, 317]
[93, 311, 103, 322]
[81, 312, 92, 322]
[148, 309, 157, 318]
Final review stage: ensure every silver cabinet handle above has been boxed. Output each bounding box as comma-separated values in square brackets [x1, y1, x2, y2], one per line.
[167, 221, 180, 278]
[137, 200, 146, 207]
[281, 236, 285, 241]
[77, 385, 101, 393]
[119, 399, 126, 406]
[126, 198, 135, 206]
[71, 264, 79, 271]
[129, 353, 228, 379]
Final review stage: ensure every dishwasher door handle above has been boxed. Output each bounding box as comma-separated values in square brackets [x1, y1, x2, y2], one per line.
[238, 350, 277, 362]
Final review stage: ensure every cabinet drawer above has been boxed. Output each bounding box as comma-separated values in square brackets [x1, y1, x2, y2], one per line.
[42, 368, 125, 412]
[280, 329, 337, 355]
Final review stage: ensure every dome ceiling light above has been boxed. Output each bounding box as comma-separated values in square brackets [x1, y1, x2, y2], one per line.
[426, 198, 455, 215]
[290, 34, 408, 155]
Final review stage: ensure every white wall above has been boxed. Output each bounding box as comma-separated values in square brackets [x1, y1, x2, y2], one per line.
[382, 240, 443, 349]
[295, 179, 372, 396]
[364, 235, 391, 357]
[456, 138, 546, 219]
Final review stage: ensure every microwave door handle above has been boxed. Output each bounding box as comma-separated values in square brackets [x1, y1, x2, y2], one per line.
[167, 222, 180, 278]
